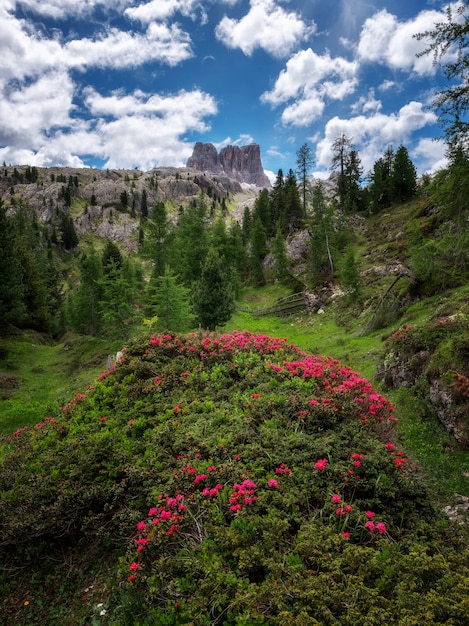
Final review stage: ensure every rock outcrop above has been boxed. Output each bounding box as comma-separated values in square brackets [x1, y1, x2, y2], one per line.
[187, 142, 271, 187]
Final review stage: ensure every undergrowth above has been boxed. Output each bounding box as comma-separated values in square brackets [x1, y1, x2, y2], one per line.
[1, 331, 468, 625]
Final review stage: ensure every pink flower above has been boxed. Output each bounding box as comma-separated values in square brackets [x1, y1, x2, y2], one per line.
[268, 478, 278, 488]
[136, 521, 146, 531]
[331, 494, 341, 504]
[344, 504, 353, 513]
[129, 562, 141, 571]
[148, 507, 158, 516]
[127, 575, 136, 582]
[376, 522, 387, 535]
[314, 458, 328, 470]
[364, 521, 375, 533]
[385, 442, 395, 451]
[341, 531, 350, 539]
[207, 465, 216, 472]
[365, 510, 375, 519]
[100, 416, 106, 422]
[194, 474, 207, 484]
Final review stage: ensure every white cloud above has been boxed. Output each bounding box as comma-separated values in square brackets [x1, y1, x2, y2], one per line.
[125, 0, 207, 25]
[0, 71, 76, 147]
[412, 137, 447, 174]
[357, 8, 447, 75]
[215, 0, 315, 58]
[261, 48, 358, 125]
[65, 23, 193, 69]
[79, 87, 217, 169]
[0, 10, 193, 86]
[14, 0, 133, 19]
[315, 101, 438, 173]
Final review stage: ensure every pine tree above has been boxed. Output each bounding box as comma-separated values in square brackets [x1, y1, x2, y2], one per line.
[0, 200, 25, 330]
[391, 145, 417, 203]
[340, 248, 361, 300]
[192, 247, 234, 330]
[99, 260, 134, 339]
[296, 142, 314, 214]
[102, 241, 123, 275]
[250, 217, 267, 286]
[272, 227, 291, 285]
[144, 201, 171, 278]
[148, 265, 194, 331]
[284, 169, 303, 232]
[331, 133, 353, 211]
[69, 250, 104, 336]
[344, 150, 364, 212]
[309, 181, 337, 284]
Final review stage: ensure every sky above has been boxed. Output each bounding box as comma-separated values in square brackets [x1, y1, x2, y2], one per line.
[0, 0, 462, 181]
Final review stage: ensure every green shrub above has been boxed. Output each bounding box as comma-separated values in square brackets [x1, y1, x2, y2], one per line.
[1, 331, 468, 624]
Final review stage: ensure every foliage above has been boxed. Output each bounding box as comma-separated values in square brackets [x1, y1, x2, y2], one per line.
[1, 330, 468, 624]
[416, 1, 469, 145]
[192, 247, 235, 330]
[147, 265, 194, 332]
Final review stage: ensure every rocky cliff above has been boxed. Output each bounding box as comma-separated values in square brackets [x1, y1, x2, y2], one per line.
[187, 143, 271, 188]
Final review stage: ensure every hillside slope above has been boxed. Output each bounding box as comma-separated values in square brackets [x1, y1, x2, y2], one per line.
[1, 331, 468, 625]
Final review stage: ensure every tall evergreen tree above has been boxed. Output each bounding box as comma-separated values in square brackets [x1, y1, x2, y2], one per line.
[253, 188, 271, 236]
[269, 169, 286, 234]
[69, 250, 104, 336]
[0, 200, 25, 330]
[331, 133, 353, 211]
[145, 201, 171, 278]
[272, 227, 291, 285]
[99, 260, 134, 339]
[296, 142, 315, 214]
[250, 217, 267, 286]
[173, 196, 208, 286]
[391, 145, 417, 203]
[148, 265, 194, 331]
[192, 247, 234, 330]
[102, 241, 123, 275]
[369, 146, 394, 212]
[284, 169, 303, 232]
[344, 149, 364, 212]
[309, 181, 336, 284]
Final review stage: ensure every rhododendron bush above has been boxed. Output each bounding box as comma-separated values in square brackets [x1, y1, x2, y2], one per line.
[1, 331, 468, 624]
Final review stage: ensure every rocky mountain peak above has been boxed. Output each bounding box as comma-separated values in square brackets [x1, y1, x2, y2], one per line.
[187, 142, 271, 187]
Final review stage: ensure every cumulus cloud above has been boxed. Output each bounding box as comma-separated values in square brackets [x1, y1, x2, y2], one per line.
[15, 0, 132, 19]
[357, 7, 446, 75]
[261, 48, 358, 125]
[315, 101, 437, 173]
[0, 9, 193, 84]
[0, 71, 76, 147]
[65, 23, 193, 69]
[75, 88, 217, 169]
[412, 137, 447, 174]
[215, 0, 315, 57]
[125, 0, 207, 25]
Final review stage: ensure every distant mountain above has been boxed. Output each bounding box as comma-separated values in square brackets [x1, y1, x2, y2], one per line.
[187, 142, 271, 188]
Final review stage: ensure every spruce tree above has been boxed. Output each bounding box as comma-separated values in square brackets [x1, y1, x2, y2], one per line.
[192, 247, 234, 330]
[391, 145, 417, 203]
[0, 200, 25, 330]
[296, 142, 314, 214]
[148, 265, 194, 331]
[250, 217, 267, 286]
[272, 227, 291, 285]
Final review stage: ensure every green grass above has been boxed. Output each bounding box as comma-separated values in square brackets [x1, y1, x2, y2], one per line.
[0, 332, 122, 434]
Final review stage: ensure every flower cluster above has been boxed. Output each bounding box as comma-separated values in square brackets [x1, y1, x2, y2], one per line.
[229, 479, 257, 512]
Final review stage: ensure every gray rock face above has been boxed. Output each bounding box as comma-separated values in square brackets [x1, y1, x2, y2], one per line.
[187, 142, 271, 187]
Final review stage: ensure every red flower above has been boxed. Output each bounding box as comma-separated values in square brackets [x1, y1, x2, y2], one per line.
[314, 458, 328, 470]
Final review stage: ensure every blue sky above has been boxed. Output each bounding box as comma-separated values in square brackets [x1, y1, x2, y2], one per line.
[0, 0, 461, 180]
